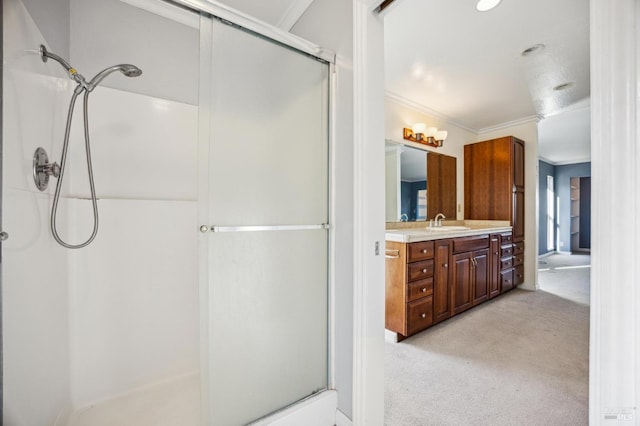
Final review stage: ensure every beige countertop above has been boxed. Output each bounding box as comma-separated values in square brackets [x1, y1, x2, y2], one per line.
[385, 222, 512, 243]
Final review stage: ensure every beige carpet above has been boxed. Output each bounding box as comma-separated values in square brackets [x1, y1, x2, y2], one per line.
[385, 254, 590, 425]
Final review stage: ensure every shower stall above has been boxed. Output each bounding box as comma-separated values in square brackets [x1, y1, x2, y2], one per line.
[2, 0, 335, 424]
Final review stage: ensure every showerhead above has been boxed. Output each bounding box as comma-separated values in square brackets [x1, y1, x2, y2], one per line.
[88, 64, 143, 91]
[120, 64, 143, 78]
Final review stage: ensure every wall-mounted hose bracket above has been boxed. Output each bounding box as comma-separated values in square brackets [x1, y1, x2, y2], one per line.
[33, 147, 60, 191]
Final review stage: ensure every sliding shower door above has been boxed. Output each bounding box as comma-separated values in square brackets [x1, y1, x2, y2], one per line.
[199, 17, 330, 425]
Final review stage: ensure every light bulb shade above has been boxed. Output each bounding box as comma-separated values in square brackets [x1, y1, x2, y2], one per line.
[476, 0, 501, 12]
[411, 123, 427, 135]
[436, 130, 448, 141]
[425, 127, 438, 138]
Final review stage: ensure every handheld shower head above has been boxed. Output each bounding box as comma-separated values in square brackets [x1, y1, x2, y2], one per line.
[88, 64, 143, 91]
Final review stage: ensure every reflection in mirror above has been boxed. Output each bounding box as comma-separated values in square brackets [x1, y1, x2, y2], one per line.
[385, 141, 457, 223]
[385, 142, 426, 222]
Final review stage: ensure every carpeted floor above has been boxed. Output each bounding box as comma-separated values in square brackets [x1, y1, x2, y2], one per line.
[385, 254, 590, 426]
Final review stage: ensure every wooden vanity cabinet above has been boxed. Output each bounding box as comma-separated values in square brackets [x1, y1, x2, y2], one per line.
[386, 232, 506, 338]
[385, 240, 435, 338]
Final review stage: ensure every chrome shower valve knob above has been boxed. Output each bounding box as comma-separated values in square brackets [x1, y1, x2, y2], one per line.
[32, 147, 60, 191]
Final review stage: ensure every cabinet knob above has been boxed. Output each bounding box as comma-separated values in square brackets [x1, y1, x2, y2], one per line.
[422, 268, 427, 273]
[421, 313, 427, 318]
[443, 263, 448, 268]
[422, 249, 428, 253]
[421, 288, 427, 292]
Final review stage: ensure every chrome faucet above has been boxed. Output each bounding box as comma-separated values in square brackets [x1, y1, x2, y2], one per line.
[434, 213, 445, 226]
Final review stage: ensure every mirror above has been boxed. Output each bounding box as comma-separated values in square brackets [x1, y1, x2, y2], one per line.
[385, 141, 457, 222]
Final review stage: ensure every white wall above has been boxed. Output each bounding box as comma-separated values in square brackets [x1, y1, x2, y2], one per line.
[292, 0, 355, 418]
[70, 0, 199, 105]
[385, 97, 478, 220]
[477, 120, 539, 291]
[2, 0, 72, 424]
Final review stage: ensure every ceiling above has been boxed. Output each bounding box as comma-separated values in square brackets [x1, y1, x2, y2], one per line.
[384, 0, 591, 164]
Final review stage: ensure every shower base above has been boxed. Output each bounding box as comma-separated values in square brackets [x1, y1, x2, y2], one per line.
[66, 373, 201, 426]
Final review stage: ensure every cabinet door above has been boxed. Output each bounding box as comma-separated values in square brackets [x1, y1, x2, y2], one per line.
[513, 190, 525, 242]
[472, 249, 489, 306]
[452, 252, 473, 315]
[433, 240, 452, 324]
[512, 138, 525, 190]
[488, 235, 500, 298]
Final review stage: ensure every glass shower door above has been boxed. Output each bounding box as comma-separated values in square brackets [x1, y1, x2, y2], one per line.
[200, 17, 330, 425]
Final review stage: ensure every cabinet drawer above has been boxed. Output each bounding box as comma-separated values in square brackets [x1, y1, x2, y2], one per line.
[408, 241, 435, 262]
[501, 233, 513, 245]
[501, 268, 514, 292]
[512, 254, 523, 267]
[407, 259, 434, 282]
[406, 295, 433, 335]
[452, 235, 489, 253]
[514, 265, 524, 285]
[407, 277, 434, 302]
[500, 257, 513, 270]
[500, 245, 513, 258]
[513, 241, 524, 254]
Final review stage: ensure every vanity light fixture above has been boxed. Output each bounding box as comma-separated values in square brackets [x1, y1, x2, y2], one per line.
[403, 123, 448, 148]
[476, 0, 501, 12]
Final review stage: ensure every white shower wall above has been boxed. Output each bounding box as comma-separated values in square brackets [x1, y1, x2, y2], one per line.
[64, 87, 199, 408]
[3, 0, 200, 422]
[3, 0, 73, 424]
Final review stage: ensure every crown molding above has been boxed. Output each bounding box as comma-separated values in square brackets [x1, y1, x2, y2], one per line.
[538, 155, 592, 166]
[478, 115, 543, 134]
[384, 91, 479, 134]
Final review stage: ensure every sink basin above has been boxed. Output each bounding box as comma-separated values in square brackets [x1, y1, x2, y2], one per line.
[426, 226, 471, 231]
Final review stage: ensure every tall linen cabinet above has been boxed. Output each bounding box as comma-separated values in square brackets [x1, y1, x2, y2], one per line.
[464, 136, 525, 286]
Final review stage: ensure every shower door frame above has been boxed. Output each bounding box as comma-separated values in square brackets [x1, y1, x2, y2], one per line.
[0, 0, 4, 411]
[182, 0, 337, 423]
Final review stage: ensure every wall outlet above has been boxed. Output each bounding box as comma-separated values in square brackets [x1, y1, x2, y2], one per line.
[560, 241, 564, 247]
[458, 204, 461, 212]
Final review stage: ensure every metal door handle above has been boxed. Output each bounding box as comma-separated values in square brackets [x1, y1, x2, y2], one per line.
[0, 232, 8, 241]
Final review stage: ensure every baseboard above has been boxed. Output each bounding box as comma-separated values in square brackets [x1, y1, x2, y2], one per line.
[538, 251, 556, 259]
[557, 250, 572, 255]
[335, 409, 352, 426]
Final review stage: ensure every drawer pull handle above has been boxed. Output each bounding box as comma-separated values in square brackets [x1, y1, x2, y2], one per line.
[422, 249, 428, 253]
[422, 268, 427, 273]
[421, 313, 427, 318]
[421, 288, 427, 292]
[444, 263, 448, 268]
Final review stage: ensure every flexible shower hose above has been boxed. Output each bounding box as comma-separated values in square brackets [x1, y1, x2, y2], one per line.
[50, 89, 100, 249]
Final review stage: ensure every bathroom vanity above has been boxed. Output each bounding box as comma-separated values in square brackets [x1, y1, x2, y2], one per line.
[385, 225, 520, 340]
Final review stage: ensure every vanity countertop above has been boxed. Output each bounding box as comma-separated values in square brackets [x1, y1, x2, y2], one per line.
[385, 224, 512, 243]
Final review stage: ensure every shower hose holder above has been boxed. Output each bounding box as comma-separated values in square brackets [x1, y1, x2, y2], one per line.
[33, 147, 60, 191]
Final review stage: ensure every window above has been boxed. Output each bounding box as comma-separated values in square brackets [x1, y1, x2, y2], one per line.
[547, 175, 555, 251]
